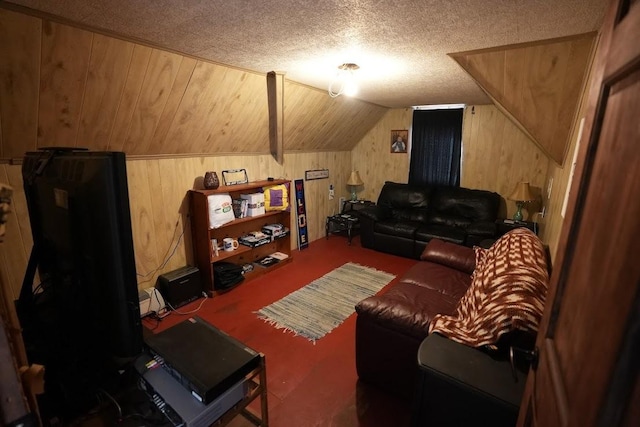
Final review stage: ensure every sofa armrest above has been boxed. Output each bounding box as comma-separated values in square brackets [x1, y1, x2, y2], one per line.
[466, 220, 497, 237]
[420, 239, 476, 275]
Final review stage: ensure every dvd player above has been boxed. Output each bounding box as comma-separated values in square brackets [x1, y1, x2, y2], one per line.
[144, 316, 261, 405]
[135, 352, 246, 427]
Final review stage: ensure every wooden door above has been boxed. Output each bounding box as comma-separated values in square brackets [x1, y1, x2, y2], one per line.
[517, 0, 640, 426]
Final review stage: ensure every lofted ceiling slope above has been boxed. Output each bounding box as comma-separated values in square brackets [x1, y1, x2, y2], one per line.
[3, 0, 607, 108]
[451, 32, 598, 165]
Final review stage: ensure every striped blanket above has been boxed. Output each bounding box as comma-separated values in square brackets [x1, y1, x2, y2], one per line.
[429, 228, 549, 349]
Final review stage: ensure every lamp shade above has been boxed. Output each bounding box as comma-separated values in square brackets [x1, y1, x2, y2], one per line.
[508, 182, 534, 202]
[347, 171, 364, 186]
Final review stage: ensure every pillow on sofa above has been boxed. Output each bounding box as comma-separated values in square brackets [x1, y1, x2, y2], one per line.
[428, 228, 548, 349]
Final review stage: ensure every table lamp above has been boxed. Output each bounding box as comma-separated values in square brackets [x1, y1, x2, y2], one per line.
[508, 182, 534, 221]
[347, 171, 364, 201]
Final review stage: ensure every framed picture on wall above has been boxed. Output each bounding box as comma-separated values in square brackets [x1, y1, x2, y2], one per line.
[390, 130, 408, 153]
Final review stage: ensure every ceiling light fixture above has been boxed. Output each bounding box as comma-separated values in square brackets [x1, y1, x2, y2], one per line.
[328, 63, 360, 98]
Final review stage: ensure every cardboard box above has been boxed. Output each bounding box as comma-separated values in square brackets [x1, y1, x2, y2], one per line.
[240, 192, 265, 217]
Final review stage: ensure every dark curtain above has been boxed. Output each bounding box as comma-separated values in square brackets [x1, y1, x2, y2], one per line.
[409, 109, 463, 186]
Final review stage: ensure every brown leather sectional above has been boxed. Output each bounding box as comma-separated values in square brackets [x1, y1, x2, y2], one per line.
[355, 238, 476, 400]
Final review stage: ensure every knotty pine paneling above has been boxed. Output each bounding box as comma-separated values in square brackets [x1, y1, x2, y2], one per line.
[0, 10, 384, 160]
[108, 45, 153, 152]
[461, 105, 549, 220]
[352, 106, 549, 224]
[351, 108, 414, 201]
[0, 9, 40, 157]
[452, 33, 596, 165]
[39, 21, 93, 148]
[162, 60, 269, 154]
[540, 50, 596, 262]
[76, 35, 135, 150]
[125, 50, 184, 155]
[0, 164, 31, 304]
[284, 82, 388, 152]
[1, 151, 351, 297]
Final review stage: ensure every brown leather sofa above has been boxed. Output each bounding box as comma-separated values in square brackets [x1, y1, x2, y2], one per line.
[355, 231, 547, 401]
[355, 238, 476, 400]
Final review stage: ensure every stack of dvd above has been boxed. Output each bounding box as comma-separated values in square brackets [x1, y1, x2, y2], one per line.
[239, 231, 271, 248]
[262, 223, 290, 240]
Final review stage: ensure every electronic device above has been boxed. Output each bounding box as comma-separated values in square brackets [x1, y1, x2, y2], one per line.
[157, 266, 202, 309]
[139, 288, 167, 317]
[144, 316, 261, 405]
[18, 148, 143, 421]
[135, 352, 246, 427]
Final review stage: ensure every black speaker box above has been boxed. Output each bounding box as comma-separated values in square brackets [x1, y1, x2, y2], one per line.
[157, 266, 202, 309]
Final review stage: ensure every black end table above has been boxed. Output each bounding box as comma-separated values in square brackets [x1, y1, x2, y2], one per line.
[497, 218, 538, 236]
[342, 199, 376, 213]
[326, 213, 360, 245]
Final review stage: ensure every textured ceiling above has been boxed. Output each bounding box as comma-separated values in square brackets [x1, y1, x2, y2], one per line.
[5, 0, 607, 108]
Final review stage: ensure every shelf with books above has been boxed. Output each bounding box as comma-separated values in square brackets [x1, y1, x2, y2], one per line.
[189, 179, 292, 296]
[206, 211, 284, 238]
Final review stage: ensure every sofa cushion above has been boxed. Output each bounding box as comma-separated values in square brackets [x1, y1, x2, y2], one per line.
[415, 223, 466, 245]
[428, 212, 472, 228]
[420, 239, 476, 275]
[374, 219, 421, 239]
[391, 208, 430, 223]
[399, 262, 471, 300]
[356, 281, 461, 340]
[429, 228, 549, 349]
[430, 186, 500, 222]
[377, 181, 433, 210]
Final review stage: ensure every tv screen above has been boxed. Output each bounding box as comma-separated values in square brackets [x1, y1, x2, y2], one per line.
[18, 148, 142, 420]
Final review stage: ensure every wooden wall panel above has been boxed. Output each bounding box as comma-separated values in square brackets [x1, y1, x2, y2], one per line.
[76, 35, 134, 150]
[108, 45, 153, 151]
[38, 22, 93, 148]
[161, 61, 271, 154]
[126, 160, 161, 284]
[461, 105, 549, 220]
[151, 57, 197, 153]
[284, 82, 388, 152]
[125, 50, 183, 155]
[352, 105, 549, 221]
[451, 33, 596, 165]
[1, 151, 352, 295]
[0, 165, 31, 303]
[0, 11, 385, 160]
[351, 108, 414, 201]
[0, 9, 40, 158]
[539, 52, 596, 262]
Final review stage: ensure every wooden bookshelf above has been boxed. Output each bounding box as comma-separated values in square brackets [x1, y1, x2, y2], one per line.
[189, 180, 292, 296]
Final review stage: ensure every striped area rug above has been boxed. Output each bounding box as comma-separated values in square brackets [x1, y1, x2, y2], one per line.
[256, 262, 395, 342]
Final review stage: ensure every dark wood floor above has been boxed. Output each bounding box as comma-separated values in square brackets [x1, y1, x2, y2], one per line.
[145, 235, 418, 427]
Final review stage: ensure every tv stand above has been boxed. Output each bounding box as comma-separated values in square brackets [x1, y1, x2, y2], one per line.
[141, 317, 268, 426]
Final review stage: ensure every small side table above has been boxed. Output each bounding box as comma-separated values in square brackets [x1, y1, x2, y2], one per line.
[326, 213, 360, 245]
[496, 218, 537, 236]
[342, 199, 376, 214]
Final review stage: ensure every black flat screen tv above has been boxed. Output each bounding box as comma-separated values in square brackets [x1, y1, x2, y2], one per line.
[18, 148, 142, 420]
